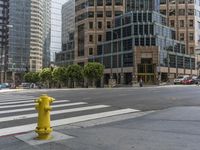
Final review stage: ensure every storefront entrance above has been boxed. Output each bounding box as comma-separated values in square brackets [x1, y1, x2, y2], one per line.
[137, 64, 156, 84]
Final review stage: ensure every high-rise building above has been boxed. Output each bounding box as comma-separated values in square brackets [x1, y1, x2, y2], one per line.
[62, 0, 75, 50]
[160, 0, 200, 55]
[0, 0, 51, 83]
[74, 0, 125, 66]
[30, 0, 51, 71]
[55, 0, 75, 66]
[93, 0, 196, 85]
[0, 0, 9, 83]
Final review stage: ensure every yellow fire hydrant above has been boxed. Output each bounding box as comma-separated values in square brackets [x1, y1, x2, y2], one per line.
[35, 94, 54, 140]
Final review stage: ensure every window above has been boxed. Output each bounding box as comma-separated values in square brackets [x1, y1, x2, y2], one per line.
[179, 9, 185, 15]
[89, 35, 93, 42]
[179, 33, 184, 41]
[179, 20, 184, 27]
[115, 0, 123, 5]
[123, 39, 132, 51]
[88, 11, 94, 18]
[89, 48, 93, 55]
[106, 32, 111, 41]
[89, 22, 93, 29]
[123, 26, 132, 37]
[169, 9, 175, 16]
[98, 21, 102, 29]
[106, 0, 112, 5]
[160, 0, 166, 4]
[189, 20, 193, 27]
[190, 47, 194, 54]
[106, 11, 112, 17]
[98, 35, 102, 42]
[170, 20, 175, 27]
[88, 0, 94, 6]
[189, 32, 194, 41]
[179, 0, 185, 4]
[97, 11, 103, 17]
[188, 9, 194, 15]
[107, 21, 111, 28]
[97, 0, 103, 6]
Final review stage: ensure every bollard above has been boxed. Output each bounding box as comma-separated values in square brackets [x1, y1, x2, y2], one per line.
[35, 94, 54, 140]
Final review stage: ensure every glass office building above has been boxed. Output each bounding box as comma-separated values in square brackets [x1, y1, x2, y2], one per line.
[93, 11, 196, 85]
[0, 0, 9, 83]
[0, 0, 51, 84]
[55, 0, 75, 66]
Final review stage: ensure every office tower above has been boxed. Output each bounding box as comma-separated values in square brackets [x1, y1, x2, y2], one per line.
[160, 0, 200, 55]
[50, 0, 64, 63]
[74, 0, 125, 66]
[0, 0, 51, 83]
[93, 0, 196, 85]
[55, 0, 75, 66]
[0, 0, 9, 83]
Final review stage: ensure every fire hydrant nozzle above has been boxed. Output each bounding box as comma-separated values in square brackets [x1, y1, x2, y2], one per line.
[35, 94, 54, 140]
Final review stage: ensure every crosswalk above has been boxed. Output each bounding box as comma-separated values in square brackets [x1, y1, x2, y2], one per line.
[0, 94, 139, 137]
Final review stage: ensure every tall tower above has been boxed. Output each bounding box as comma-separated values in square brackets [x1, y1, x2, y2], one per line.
[75, 0, 126, 65]
[0, 0, 9, 83]
[0, 0, 51, 83]
[30, 0, 51, 70]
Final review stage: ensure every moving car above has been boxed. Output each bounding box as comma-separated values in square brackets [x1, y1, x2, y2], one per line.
[174, 75, 189, 84]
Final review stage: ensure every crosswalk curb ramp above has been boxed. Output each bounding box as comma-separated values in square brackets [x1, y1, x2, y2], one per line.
[0, 94, 139, 137]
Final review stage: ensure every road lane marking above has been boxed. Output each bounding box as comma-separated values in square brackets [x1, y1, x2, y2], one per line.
[0, 108, 138, 137]
[0, 102, 87, 114]
[0, 105, 110, 122]
[0, 100, 70, 109]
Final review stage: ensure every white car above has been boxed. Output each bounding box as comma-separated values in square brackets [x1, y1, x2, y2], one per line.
[174, 75, 189, 84]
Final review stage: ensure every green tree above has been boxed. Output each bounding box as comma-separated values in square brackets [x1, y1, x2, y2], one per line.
[24, 72, 33, 83]
[31, 72, 40, 83]
[39, 68, 52, 88]
[67, 64, 83, 88]
[52, 67, 68, 88]
[83, 62, 104, 87]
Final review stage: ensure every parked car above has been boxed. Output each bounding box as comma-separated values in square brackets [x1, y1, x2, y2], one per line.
[181, 77, 194, 85]
[193, 76, 200, 84]
[0, 83, 10, 89]
[174, 75, 189, 84]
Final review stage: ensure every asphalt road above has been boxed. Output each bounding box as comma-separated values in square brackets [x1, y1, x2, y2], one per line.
[17, 85, 200, 111]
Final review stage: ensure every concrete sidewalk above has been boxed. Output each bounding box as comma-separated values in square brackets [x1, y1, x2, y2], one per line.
[0, 106, 200, 150]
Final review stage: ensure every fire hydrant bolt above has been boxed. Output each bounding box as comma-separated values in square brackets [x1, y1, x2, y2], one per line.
[35, 94, 54, 140]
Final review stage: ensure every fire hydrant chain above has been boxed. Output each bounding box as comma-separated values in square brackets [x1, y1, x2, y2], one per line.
[35, 94, 54, 140]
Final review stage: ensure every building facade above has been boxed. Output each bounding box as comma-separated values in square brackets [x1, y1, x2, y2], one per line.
[0, 0, 51, 84]
[160, 0, 200, 55]
[94, 11, 196, 85]
[0, 0, 9, 83]
[74, 0, 125, 66]
[62, 0, 75, 49]
[50, 0, 63, 63]
[55, 0, 75, 66]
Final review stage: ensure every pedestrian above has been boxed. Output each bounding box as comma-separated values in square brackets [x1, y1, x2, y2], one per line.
[139, 78, 143, 87]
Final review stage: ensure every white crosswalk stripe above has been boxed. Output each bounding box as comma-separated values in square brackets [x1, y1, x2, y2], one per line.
[0, 102, 87, 114]
[0, 99, 70, 106]
[0, 95, 139, 137]
[0, 100, 69, 109]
